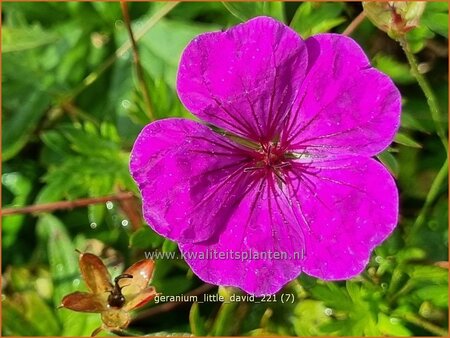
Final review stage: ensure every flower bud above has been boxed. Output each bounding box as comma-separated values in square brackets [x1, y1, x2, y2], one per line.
[363, 1, 426, 39]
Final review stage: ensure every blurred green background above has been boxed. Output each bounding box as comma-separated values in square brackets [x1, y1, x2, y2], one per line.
[1, 1, 448, 336]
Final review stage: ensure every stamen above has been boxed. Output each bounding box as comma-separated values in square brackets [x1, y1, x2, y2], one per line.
[244, 166, 263, 172]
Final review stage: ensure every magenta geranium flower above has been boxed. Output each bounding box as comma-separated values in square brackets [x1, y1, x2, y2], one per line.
[130, 16, 401, 295]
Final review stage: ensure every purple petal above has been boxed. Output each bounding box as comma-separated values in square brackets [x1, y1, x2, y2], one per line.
[180, 174, 305, 296]
[285, 34, 401, 156]
[285, 156, 398, 279]
[177, 16, 308, 142]
[130, 118, 253, 242]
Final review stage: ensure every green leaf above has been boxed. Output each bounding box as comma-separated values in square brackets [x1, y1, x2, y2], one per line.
[290, 2, 345, 38]
[2, 91, 51, 161]
[1, 172, 32, 249]
[292, 300, 330, 336]
[422, 13, 448, 38]
[41, 130, 73, 158]
[37, 214, 101, 336]
[189, 303, 207, 336]
[310, 283, 353, 311]
[422, 2, 448, 38]
[372, 54, 415, 85]
[2, 301, 42, 336]
[210, 301, 239, 335]
[405, 265, 448, 284]
[39, 214, 78, 305]
[426, 2, 448, 12]
[400, 111, 429, 132]
[153, 276, 194, 298]
[2, 26, 58, 52]
[222, 2, 285, 22]
[143, 331, 193, 336]
[162, 238, 178, 253]
[138, 18, 220, 89]
[406, 25, 435, 54]
[20, 291, 61, 335]
[60, 124, 120, 158]
[377, 313, 411, 336]
[394, 133, 422, 148]
[396, 247, 427, 263]
[36, 156, 126, 203]
[345, 281, 362, 304]
[414, 285, 448, 307]
[87, 175, 114, 225]
[377, 150, 399, 177]
[129, 226, 164, 250]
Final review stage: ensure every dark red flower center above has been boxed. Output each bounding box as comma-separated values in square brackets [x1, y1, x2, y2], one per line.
[244, 142, 290, 179]
[258, 143, 286, 167]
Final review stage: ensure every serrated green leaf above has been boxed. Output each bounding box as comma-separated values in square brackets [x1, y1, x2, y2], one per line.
[310, 283, 353, 311]
[41, 130, 72, 156]
[36, 156, 126, 203]
[60, 125, 120, 158]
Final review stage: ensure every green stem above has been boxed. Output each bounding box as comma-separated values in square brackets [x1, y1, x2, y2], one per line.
[388, 279, 414, 304]
[407, 157, 448, 243]
[401, 312, 448, 336]
[387, 267, 405, 296]
[120, 1, 155, 121]
[63, 2, 179, 103]
[211, 287, 240, 335]
[398, 37, 448, 153]
[222, 2, 247, 22]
